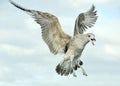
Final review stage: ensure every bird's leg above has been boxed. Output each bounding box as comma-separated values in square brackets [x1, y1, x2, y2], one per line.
[70, 59, 77, 77]
[77, 59, 87, 76]
[80, 66, 87, 76]
[72, 70, 77, 77]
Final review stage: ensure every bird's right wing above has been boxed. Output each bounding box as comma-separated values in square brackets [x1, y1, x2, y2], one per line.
[74, 5, 98, 35]
[10, 0, 71, 55]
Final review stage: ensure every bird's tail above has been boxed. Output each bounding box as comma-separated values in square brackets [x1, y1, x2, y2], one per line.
[9, 0, 31, 13]
[56, 59, 87, 77]
[56, 59, 76, 76]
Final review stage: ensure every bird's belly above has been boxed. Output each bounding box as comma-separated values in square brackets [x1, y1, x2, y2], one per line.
[68, 38, 85, 60]
[73, 47, 83, 60]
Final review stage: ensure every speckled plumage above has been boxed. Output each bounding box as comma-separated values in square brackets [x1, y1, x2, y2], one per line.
[9, 0, 98, 77]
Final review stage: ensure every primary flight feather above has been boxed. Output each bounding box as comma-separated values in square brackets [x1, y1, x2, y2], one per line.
[9, 0, 98, 77]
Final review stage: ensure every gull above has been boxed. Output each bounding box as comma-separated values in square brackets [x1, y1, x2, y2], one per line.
[9, 0, 98, 77]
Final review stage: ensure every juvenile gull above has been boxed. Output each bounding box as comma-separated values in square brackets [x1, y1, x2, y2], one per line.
[9, 0, 98, 77]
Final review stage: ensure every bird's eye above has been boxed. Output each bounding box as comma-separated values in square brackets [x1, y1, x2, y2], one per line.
[88, 35, 90, 37]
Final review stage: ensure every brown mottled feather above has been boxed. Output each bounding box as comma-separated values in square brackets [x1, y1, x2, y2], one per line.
[9, 0, 71, 55]
[10, 0, 97, 77]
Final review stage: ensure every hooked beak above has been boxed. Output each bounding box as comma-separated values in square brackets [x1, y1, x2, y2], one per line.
[90, 38, 96, 46]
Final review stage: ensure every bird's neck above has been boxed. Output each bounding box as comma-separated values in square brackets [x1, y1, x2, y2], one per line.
[73, 34, 89, 49]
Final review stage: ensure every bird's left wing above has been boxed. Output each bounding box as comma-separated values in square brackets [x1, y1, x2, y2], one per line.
[74, 5, 98, 35]
[10, 0, 71, 55]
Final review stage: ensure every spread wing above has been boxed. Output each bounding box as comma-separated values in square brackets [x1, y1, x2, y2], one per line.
[10, 0, 71, 55]
[74, 5, 98, 35]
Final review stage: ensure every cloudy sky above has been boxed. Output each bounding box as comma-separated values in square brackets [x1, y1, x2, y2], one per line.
[0, 0, 120, 86]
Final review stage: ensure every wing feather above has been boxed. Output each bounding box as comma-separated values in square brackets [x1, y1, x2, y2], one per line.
[10, 0, 71, 55]
[74, 5, 98, 35]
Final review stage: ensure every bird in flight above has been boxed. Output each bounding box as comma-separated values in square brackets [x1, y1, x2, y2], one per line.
[9, 0, 98, 77]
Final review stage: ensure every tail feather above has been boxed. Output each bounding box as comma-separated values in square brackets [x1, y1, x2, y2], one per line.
[56, 59, 84, 77]
[9, 0, 31, 12]
[56, 64, 62, 74]
[56, 60, 74, 76]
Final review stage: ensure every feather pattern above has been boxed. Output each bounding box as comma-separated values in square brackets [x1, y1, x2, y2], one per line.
[74, 5, 98, 35]
[9, 0, 71, 55]
[9, 0, 98, 77]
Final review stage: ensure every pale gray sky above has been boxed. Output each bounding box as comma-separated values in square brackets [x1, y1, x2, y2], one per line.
[0, 0, 120, 86]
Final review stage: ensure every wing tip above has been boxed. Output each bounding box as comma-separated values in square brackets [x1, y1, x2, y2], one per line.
[91, 4, 96, 12]
[9, 0, 15, 5]
[89, 4, 97, 13]
[9, 0, 31, 12]
[91, 4, 98, 17]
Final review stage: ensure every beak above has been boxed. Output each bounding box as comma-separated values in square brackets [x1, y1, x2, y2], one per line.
[90, 38, 96, 46]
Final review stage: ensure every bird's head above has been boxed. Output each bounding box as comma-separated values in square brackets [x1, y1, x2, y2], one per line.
[87, 33, 96, 45]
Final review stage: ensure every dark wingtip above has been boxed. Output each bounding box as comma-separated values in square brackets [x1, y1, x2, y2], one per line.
[9, 0, 18, 7]
[9, 0, 12, 3]
[9, 0, 31, 12]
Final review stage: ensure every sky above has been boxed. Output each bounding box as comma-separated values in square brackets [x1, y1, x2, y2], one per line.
[0, 0, 120, 86]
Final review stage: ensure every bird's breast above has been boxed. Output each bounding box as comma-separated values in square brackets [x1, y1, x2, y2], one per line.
[72, 38, 85, 49]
